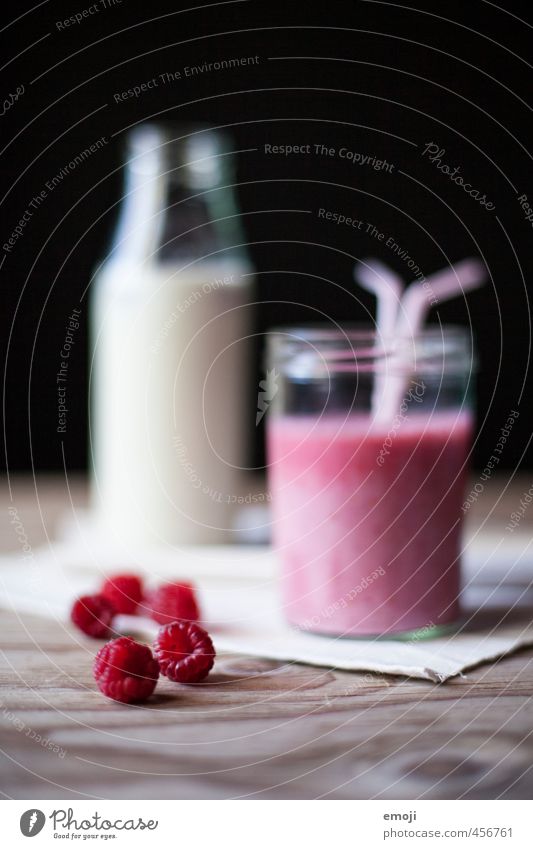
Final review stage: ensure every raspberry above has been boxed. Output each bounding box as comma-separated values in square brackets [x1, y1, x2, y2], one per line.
[71, 594, 116, 639]
[101, 573, 143, 615]
[93, 637, 160, 703]
[145, 581, 200, 625]
[153, 620, 215, 683]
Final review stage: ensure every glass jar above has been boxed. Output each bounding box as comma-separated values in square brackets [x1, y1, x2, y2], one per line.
[90, 124, 254, 546]
[266, 325, 475, 638]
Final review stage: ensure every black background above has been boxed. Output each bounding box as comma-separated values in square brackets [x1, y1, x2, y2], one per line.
[1, 0, 532, 473]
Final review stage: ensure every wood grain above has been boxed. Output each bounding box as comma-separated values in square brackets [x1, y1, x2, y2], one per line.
[1, 609, 533, 799]
[1, 475, 533, 799]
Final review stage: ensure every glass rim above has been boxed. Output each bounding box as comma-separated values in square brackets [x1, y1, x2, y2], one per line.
[267, 323, 472, 343]
[267, 324, 476, 377]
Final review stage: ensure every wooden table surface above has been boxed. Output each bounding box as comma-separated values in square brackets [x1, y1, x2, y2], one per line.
[1, 475, 532, 800]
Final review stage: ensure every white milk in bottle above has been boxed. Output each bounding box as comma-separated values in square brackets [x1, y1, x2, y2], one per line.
[90, 124, 255, 545]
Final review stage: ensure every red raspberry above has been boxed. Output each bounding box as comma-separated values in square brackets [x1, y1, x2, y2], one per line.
[71, 594, 115, 639]
[153, 621, 215, 683]
[101, 573, 143, 615]
[93, 637, 160, 703]
[145, 581, 200, 625]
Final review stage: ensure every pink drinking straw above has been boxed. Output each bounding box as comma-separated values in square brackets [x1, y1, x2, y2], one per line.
[353, 258, 405, 414]
[354, 258, 404, 338]
[354, 257, 487, 424]
[395, 258, 487, 336]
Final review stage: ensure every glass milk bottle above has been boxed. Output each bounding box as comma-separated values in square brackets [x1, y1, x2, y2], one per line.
[90, 124, 254, 545]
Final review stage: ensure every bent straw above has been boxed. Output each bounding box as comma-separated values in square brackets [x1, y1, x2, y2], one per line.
[395, 258, 487, 337]
[354, 258, 404, 338]
[353, 257, 487, 425]
[379, 258, 487, 423]
[354, 259, 405, 414]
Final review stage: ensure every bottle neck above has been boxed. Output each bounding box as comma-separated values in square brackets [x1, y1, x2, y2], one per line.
[110, 126, 247, 267]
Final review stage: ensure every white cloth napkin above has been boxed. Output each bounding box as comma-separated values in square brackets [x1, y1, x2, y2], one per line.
[0, 539, 532, 682]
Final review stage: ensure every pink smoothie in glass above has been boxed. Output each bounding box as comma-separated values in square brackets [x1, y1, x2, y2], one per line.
[268, 411, 472, 636]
